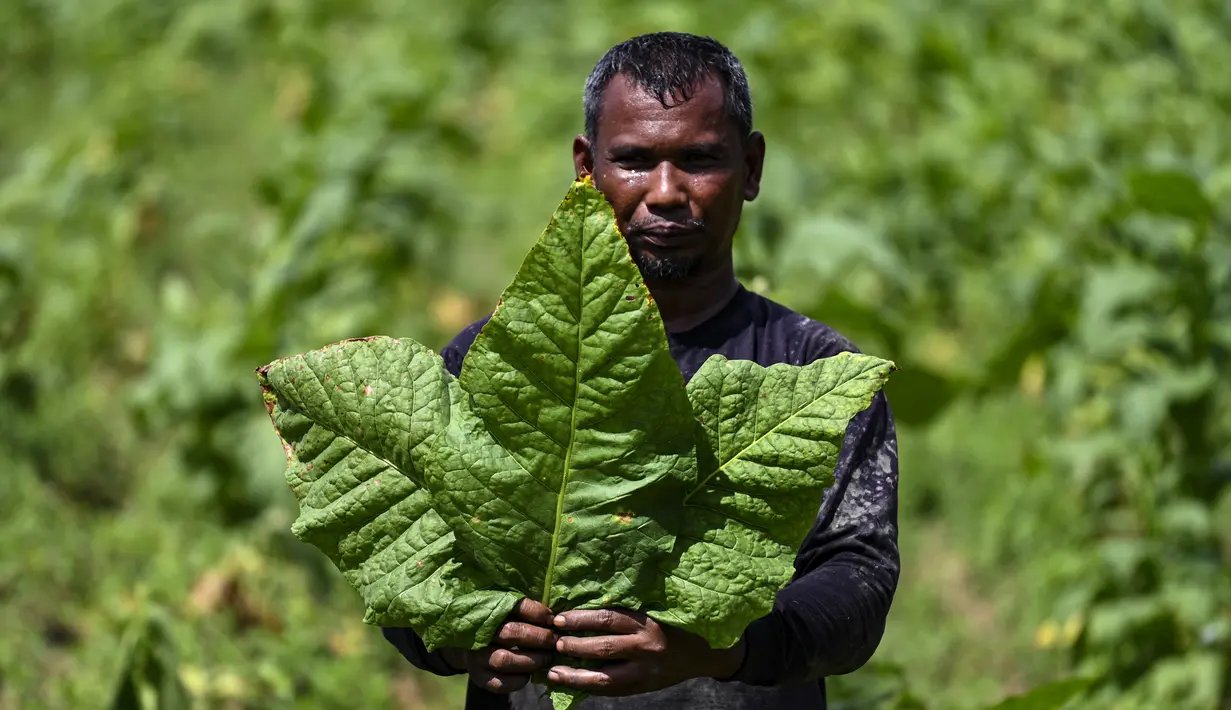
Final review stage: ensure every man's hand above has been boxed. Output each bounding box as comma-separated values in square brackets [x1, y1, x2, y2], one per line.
[547, 609, 747, 696]
[442, 599, 557, 694]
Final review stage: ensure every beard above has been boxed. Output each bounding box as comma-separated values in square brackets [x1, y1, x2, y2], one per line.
[631, 250, 702, 281]
[626, 216, 707, 281]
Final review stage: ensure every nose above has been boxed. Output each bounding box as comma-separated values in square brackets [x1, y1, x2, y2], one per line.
[643, 161, 688, 211]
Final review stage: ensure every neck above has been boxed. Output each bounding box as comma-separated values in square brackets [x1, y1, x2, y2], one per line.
[647, 264, 741, 334]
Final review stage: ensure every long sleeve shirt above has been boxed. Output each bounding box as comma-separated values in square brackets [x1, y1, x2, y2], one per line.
[382, 283, 901, 710]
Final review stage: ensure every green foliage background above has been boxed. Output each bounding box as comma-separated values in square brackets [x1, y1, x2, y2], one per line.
[1, 1, 1227, 709]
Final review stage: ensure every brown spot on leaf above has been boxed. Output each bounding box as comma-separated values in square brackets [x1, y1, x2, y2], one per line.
[416, 560, 423, 567]
[364, 384, 374, 396]
[616, 512, 634, 524]
[471, 516, 481, 523]
[625, 295, 635, 301]
[646, 292, 654, 305]
[567, 516, 575, 523]
[260, 388, 278, 416]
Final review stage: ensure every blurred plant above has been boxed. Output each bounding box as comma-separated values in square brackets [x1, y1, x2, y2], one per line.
[108, 606, 191, 710]
[827, 661, 930, 710]
[982, 678, 1093, 710]
[1036, 169, 1230, 710]
[4, 0, 1231, 708]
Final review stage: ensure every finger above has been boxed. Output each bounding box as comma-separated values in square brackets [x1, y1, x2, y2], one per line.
[512, 598, 554, 626]
[553, 609, 643, 635]
[495, 621, 556, 649]
[555, 633, 640, 661]
[469, 668, 530, 695]
[483, 647, 554, 674]
[547, 661, 643, 695]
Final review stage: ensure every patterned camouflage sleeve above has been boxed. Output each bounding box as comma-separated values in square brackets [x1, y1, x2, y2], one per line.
[730, 391, 901, 684]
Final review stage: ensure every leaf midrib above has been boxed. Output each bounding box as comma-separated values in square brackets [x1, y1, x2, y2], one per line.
[538, 195, 592, 607]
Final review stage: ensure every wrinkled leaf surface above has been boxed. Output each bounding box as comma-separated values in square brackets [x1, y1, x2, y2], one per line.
[257, 178, 894, 708]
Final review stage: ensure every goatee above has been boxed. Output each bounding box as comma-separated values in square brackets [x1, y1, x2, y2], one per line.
[632, 252, 701, 281]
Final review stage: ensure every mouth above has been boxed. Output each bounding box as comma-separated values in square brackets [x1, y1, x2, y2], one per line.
[636, 228, 701, 248]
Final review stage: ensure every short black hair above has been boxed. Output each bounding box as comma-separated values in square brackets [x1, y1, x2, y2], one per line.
[582, 32, 753, 143]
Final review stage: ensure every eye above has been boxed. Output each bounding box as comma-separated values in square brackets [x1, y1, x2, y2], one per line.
[615, 157, 653, 172]
[681, 151, 723, 170]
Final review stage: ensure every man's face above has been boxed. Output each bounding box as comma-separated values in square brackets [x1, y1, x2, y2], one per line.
[574, 73, 765, 282]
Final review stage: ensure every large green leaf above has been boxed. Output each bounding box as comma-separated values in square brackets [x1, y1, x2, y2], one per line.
[256, 336, 519, 651]
[257, 178, 893, 708]
[429, 178, 697, 611]
[651, 354, 895, 647]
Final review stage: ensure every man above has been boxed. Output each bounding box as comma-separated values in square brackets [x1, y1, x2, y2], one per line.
[383, 32, 899, 710]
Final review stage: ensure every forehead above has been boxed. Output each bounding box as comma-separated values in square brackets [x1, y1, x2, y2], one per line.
[595, 73, 735, 147]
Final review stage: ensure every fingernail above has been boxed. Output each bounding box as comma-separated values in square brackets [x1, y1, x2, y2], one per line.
[547, 669, 561, 682]
[553, 615, 566, 627]
[555, 638, 564, 652]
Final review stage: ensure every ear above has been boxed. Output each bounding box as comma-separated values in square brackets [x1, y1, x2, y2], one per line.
[573, 134, 594, 179]
[742, 131, 766, 202]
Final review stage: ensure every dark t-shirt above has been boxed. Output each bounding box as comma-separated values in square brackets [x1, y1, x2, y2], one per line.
[383, 284, 900, 710]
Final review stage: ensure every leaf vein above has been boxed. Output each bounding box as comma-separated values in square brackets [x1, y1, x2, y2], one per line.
[684, 371, 844, 502]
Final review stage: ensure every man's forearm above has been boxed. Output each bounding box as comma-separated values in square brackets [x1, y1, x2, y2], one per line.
[728, 551, 897, 685]
[381, 627, 466, 677]
[440, 646, 468, 672]
[707, 633, 748, 680]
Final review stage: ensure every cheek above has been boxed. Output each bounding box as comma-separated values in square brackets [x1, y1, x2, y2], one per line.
[695, 178, 742, 224]
[595, 173, 643, 219]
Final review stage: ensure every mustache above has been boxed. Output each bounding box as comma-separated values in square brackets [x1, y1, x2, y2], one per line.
[626, 217, 706, 234]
